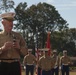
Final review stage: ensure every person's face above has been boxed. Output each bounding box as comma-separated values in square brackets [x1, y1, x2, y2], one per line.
[45, 51, 48, 56]
[41, 51, 43, 54]
[63, 52, 67, 56]
[2, 19, 13, 32]
[53, 52, 57, 56]
[28, 51, 32, 54]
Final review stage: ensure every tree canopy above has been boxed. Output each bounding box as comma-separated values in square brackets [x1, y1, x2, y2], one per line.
[14, 2, 69, 48]
[0, 0, 15, 12]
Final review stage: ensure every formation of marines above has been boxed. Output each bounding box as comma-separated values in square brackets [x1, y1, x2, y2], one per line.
[23, 48, 72, 75]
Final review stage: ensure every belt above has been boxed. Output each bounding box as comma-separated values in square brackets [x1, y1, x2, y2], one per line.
[42, 69, 51, 71]
[26, 64, 34, 65]
[62, 64, 69, 66]
[0, 58, 19, 63]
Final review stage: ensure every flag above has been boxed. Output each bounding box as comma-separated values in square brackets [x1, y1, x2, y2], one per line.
[35, 48, 39, 75]
[46, 32, 51, 56]
[35, 48, 39, 60]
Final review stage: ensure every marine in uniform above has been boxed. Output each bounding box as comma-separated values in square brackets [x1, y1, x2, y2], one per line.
[60, 50, 71, 75]
[0, 12, 28, 75]
[38, 48, 53, 75]
[23, 49, 37, 75]
[51, 50, 60, 75]
[39, 49, 44, 58]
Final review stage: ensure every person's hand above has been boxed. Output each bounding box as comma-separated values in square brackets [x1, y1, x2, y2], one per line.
[24, 66, 26, 69]
[68, 62, 73, 65]
[13, 40, 20, 50]
[1, 41, 13, 51]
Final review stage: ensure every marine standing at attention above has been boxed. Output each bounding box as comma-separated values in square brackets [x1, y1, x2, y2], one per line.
[60, 50, 71, 75]
[51, 50, 60, 75]
[0, 12, 28, 75]
[23, 49, 37, 75]
[38, 48, 53, 75]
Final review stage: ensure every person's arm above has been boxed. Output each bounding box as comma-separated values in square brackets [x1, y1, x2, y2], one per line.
[23, 56, 27, 69]
[50, 57, 54, 69]
[0, 47, 3, 54]
[68, 56, 73, 65]
[23, 56, 27, 66]
[58, 56, 62, 71]
[58, 56, 60, 67]
[59, 56, 62, 66]
[33, 55, 37, 65]
[37, 58, 42, 75]
[19, 34, 28, 56]
[0, 41, 13, 54]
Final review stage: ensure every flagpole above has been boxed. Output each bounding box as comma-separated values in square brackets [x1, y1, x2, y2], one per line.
[35, 27, 39, 75]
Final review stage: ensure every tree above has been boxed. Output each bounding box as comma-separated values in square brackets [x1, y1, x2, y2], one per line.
[14, 2, 68, 48]
[0, 0, 15, 12]
[51, 28, 76, 56]
[14, 2, 27, 32]
[64, 28, 76, 56]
